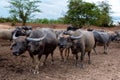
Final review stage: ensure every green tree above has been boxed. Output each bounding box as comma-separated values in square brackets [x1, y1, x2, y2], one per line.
[8, 0, 41, 26]
[64, 0, 100, 28]
[41, 18, 49, 24]
[97, 1, 112, 27]
[64, 0, 112, 27]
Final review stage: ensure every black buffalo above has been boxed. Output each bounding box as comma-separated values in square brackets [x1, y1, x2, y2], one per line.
[11, 28, 58, 74]
[92, 30, 117, 54]
[11, 26, 32, 40]
[58, 32, 72, 62]
[61, 29, 95, 68]
[67, 26, 79, 31]
[26, 28, 58, 74]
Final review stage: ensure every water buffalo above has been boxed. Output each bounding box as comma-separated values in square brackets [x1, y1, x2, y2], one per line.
[67, 25, 79, 31]
[0, 26, 31, 41]
[63, 29, 95, 68]
[54, 29, 71, 61]
[10, 35, 28, 56]
[11, 27, 26, 40]
[27, 28, 58, 74]
[21, 26, 32, 36]
[58, 32, 72, 62]
[21, 26, 32, 31]
[114, 31, 120, 41]
[11, 26, 32, 40]
[10, 26, 32, 55]
[0, 29, 14, 40]
[11, 28, 58, 74]
[54, 29, 65, 38]
[92, 30, 117, 54]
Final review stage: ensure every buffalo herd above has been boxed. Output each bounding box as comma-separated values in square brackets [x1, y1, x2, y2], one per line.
[1, 26, 120, 74]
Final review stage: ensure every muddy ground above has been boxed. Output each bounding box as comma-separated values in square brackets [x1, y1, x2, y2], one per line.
[0, 38, 120, 80]
[0, 24, 120, 80]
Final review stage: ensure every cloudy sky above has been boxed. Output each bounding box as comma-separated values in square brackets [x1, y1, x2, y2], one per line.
[0, 0, 120, 23]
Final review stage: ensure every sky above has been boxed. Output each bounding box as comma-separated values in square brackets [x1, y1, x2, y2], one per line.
[0, 0, 120, 24]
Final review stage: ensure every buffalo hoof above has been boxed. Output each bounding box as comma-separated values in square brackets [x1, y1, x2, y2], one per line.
[95, 53, 97, 55]
[51, 61, 54, 65]
[60, 58, 64, 62]
[33, 70, 39, 74]
[30, 69, 39, 74]
[41, 62, 46, 66]
[104, 52, 108, 54]
[75, 64, 79, 67]
[64, 58, 69, 63]
[80, 64, 84, 69]
[88, 60, 91, 64]
[64, 60, 67, 63]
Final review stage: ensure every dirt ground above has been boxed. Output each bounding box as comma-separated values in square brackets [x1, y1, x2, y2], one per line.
[0, 24, 120, 80]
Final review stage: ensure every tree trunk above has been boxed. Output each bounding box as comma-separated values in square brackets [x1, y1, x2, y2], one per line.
[22, 19, 26, 26]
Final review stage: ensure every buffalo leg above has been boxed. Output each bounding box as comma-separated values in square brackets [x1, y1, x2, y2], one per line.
[34, 55, 42, 74]
[29, 53, 34, 64]
[38, 54, 42, 65]
[75, 53, 78, 66]
[80, 52, 85, 68]
[29, 53, 36, 73]
[32, 55, 41, 74]
[88, 51, 91, 64]
[104, 44, 107, 54]
[59, 48, 64, 61]
[67, 48, 70, 60]
[43, 54, 49, 66]
[51, 52, 54, 65]
[64, 48, 69, 62]
[93, 42, 97, 54]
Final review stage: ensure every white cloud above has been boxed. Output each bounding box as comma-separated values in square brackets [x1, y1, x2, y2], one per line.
[108, 0, 120, 16]
[37, 0, 68, 19]
[0, 0, 9, 7]
[0, 0, 10, 17]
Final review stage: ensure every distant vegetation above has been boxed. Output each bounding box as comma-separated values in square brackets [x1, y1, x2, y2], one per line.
[0, 17, 13, 23]
[0, 17, 65, 25]
[29, 18, 65, 24]
[0, 0, 119, 27]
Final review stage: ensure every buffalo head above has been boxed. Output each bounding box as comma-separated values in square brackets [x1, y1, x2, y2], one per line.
[26, 32, 46, 53]
[58, 32, 72, 49]
[10, 32, 28, 56]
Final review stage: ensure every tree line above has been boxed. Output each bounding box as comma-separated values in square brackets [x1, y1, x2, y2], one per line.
[0, 17, 64, 25]
[0, 0, 116, 27]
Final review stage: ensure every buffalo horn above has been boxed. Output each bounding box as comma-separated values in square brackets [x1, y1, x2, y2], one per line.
[12, 31, 18, 40]
[27, 32, 47, 41]
[70, 34, 83, 39]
